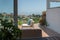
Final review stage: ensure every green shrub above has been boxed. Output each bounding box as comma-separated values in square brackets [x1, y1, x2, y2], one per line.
[18, 20, 23, 25]
[33, 17, 39, 23]
[0, 19, 22, 40]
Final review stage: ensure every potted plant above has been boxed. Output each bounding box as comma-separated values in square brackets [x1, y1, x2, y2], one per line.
[0, 19, 22, 40]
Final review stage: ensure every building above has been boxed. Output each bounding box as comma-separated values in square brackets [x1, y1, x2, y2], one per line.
[46, 0, 60, 33]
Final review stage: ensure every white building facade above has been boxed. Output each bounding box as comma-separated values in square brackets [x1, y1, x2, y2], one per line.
[46, 0, 60, 33]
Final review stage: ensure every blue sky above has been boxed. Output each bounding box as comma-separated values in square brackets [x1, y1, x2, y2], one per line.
[18, 0, 46, 15]
[0, 0, 60, 15]
[0, 0, 13, 13]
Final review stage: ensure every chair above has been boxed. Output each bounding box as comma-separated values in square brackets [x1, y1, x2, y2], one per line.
[21, 29, 42, 39]
[22, 19, 34, 27]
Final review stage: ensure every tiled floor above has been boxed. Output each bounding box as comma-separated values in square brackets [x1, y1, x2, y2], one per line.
[40, 26, 60, 37]
[40, 25, 60, 40]
[21, 38, 47, 40]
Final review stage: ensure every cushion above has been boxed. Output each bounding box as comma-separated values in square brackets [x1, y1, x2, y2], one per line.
[22, 24, 30, 27]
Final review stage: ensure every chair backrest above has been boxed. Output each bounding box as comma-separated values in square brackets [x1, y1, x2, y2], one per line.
[27, 19, 33, 25]
[21, 29, 42, 39]
[27, 19, 31, 25]
[27, 19, 34, 26]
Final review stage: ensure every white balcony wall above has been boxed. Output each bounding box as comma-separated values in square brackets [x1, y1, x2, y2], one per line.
[46, 8, 60, 33]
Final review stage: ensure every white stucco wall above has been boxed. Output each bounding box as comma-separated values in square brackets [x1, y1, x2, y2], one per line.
[46, 8, 60, 33]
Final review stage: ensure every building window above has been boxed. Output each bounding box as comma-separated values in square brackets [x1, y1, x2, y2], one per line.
[50, 2, 60, 8]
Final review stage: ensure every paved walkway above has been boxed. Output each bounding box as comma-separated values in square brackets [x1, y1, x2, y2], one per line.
[18, 23, 49, 37]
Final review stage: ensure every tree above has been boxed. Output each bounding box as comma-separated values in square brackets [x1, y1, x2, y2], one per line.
[42, 11, 46, 17]
[39, 11, 48, 26]
[32, 14, 35, 17]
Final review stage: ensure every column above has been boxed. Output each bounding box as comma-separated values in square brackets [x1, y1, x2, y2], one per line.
[47, 0, 50, 9]
[14, 0, 18, 27]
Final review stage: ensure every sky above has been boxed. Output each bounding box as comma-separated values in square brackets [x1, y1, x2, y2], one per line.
[18, 0, 46, 15]
[0, 0, 13, 13]
[0, 0, 60, 15]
